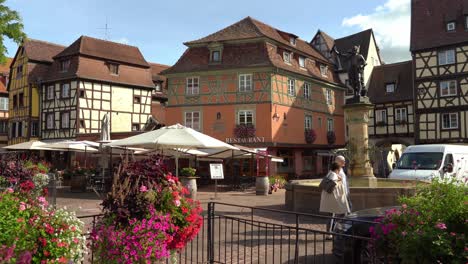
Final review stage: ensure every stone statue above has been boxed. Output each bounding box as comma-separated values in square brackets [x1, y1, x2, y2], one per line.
[100, 113, 110, 142]
[332, 45, 367, 99]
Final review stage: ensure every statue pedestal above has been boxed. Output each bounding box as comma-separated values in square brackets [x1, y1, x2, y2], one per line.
[343, 100, 375, 179]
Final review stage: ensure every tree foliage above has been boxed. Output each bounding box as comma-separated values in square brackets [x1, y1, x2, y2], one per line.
[0, 0, 26, 63]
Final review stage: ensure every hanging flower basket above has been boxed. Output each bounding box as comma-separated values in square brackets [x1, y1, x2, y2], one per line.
[234, 124, 256, 138]
[304, 129, 317, 144]
[327, 131, 336, 145]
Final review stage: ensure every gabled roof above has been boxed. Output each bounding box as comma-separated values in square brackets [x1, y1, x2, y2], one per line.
[54, 36, 150, 67]
[313, 30, 335, 50]
[149, 62, 170, 82]
[334, 29, 374, 60]
[410, 0, 468, 51]
[185, 16, 329, 63]
[368, 60, 413, 104]
[22, 39, 65, 63]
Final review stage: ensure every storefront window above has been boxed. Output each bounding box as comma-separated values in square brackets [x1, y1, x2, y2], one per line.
[277, 150, 294, 173]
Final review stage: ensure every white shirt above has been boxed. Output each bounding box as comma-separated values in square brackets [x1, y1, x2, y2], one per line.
[338, 168, 349, 196]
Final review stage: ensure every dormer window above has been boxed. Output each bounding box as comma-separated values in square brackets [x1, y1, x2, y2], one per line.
[109, 63, 119, 75]
[283, 52, 291, 64]
[299, 56, 306, 68]
[320, 65, 328, 77]
[155, 83, 162, 92]
[60, 59, 70, 72]
[386, 82, 395, 93]
[210, 50, 221, 62]
[446, 21, 455, 31]
[289, 37, 296, 46]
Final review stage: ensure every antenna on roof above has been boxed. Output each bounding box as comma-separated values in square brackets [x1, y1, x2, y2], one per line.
[98, 17, 112, 40]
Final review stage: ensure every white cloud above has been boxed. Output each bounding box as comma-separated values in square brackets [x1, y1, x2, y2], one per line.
[342, 0, 411, 63]
[112, 37, 130, 45]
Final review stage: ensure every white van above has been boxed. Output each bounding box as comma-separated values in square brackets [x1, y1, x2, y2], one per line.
[389, 144, 468, 181]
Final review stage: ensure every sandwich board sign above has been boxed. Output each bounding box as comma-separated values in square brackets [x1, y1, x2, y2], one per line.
[210, 163, 224, 179]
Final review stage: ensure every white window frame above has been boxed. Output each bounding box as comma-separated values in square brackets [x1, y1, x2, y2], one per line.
[299, 56, 305, 68]
[287, 79, 295, 96]
[320, 65, 328, 77]
[0, 97, 8, 111]
[290, 37, 296, 46]
[186, 77, 200, 96]
[283, 52, 291, 64]
[304, 115, 312, 130]
[211, 50, 221, 62]
[31, 121, 38, 137]
[237, 110, 254, 126]
[440, 80, 457, 97]
[238, 74, 253, 92]
[185, 111, 200, 131]
[47, 85, 55, 100]
[327, 118, 334, 132]
[376, 109, 387, 123]
[386, 83, 395, 93]
[395, 108, 407, 122]
[446, 21, 455, 31]
[61, 83, 70, 98]
[442, 113, 458, 129]
[438, 49, 455, 65]
[46, 113, 54, 129]
[303, 82, 311, 99]
[326, 89, 333, 105]
[61, 112, 70, 129]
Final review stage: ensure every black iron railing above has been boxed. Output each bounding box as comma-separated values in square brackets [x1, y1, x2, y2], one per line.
[79, 203, 377, 263]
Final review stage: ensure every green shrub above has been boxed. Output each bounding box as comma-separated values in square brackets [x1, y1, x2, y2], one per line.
[371, 179, 468, 264]
[180, 167, 196, 177]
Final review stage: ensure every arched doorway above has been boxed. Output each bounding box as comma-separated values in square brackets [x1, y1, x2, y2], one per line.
[370, 137, 413, 178]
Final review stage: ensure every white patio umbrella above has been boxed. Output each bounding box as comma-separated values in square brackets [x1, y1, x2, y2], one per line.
[41, 141, 99, 153]
[107, 124, 238, 176]
[3, 140, 51, 150]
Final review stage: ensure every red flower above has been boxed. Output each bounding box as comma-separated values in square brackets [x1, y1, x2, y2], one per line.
[19, 181, 35, 193]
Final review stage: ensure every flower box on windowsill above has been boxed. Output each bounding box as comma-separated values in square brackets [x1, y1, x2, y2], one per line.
[376, 121, 387, 127]
[304, 129, 317, 144]
[395, 120, 407, 126]
[234, 124, 256, 138]
[327, 131, 336, 145]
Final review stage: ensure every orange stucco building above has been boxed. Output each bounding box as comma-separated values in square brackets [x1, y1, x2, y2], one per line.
[164, 17, 346, 178]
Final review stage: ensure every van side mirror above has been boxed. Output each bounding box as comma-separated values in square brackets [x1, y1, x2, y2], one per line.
[392, 163, 396, 169]
[443, 164, 453, 173]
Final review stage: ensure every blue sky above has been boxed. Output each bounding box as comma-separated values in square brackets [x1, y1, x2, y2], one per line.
[5, 0, 411, 65]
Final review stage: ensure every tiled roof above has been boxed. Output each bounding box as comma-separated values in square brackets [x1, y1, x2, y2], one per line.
[164, 17, 342, 85]
[23, 39, 65, 63]
[315, 30, 335, 50]
[149, 62, 170, 82]
[334, 29, 373, 60]
[185, 16, 329, 62]
[410, 0, 468, 51]
[55, 36, 150, 67]
[368, 60, 413, 104]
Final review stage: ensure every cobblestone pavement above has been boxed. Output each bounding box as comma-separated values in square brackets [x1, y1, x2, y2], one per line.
[55, 186, 338, 263]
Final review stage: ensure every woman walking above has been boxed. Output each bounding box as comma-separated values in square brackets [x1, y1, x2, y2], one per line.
[320, 162, 351, 235]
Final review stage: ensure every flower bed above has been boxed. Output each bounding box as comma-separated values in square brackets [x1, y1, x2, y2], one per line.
[370, 179, 467, 263]
[0, 159, 86, 263]
[92, 156, 203, 263]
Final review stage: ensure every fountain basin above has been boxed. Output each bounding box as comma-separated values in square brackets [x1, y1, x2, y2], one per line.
[285, 178, 424, 213]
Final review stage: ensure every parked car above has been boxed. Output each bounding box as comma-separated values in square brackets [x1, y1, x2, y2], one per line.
[389, 144, 468, 181]
[332, 206, 399, 264]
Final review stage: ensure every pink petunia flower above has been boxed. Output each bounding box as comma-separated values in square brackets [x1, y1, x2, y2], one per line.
[139, 185, 148, 192]
[435, 223, 447, 230]
[6, 188, 13, 193]
[174, 199, 181, 207]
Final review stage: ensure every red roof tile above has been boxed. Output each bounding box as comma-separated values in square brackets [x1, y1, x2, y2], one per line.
[149, 62, 170, 82]
[368, 60, 413, 104]
[23, 39, 65, 63]
[55, 36, 150, 67]
[411, 0, 468, 51]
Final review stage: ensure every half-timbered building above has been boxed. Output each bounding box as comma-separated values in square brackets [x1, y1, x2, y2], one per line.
[41, 36, 154, 141]
[146, 62, 170, 130]
[367, 60, 415, 177]
[0, 58, 12, 146]
[163, 17, 347, 178]
[411, 0, 468, 144]
[8, 39, 65, 145]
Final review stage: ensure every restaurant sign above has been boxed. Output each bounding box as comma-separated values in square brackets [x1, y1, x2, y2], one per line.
[225, 137, 265, 144]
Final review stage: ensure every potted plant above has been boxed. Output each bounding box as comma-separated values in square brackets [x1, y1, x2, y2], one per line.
[234, 124, 256, 138]
[180, 167, 199, 200]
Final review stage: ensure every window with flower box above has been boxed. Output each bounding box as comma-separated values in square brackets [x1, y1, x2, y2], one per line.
[395, 108, 407, 124]
[238, 110, 254, 126]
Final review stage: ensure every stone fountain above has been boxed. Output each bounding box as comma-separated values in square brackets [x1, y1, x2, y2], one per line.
[285, 46, 420, 213]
